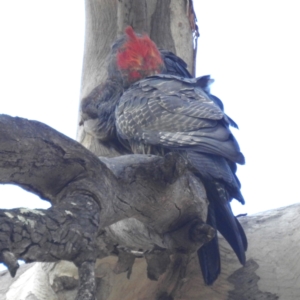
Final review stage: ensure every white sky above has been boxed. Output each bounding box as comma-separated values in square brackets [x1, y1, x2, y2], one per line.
[0, 1, 299, 221]
[194, 1, 300, 215]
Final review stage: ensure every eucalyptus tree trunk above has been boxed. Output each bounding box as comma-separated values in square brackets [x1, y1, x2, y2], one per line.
[78, 0, 197, 157]
[0, 1, 297, 300]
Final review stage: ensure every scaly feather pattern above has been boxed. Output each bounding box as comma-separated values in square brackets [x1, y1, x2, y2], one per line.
[115, 74, 247, 285]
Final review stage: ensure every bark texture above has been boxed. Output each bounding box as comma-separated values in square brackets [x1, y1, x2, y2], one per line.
[0, 115, 211, 299]
[2, 203, 299, 299]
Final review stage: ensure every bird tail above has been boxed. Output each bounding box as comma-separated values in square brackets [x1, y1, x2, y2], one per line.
[197, 203, 220, 285]
[198, 181, 247, 285]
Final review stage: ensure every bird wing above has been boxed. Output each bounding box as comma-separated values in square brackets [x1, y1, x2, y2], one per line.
[116, 75, 244, 164]
[159, 49, 193, 78]
[116, 74, 247, 285]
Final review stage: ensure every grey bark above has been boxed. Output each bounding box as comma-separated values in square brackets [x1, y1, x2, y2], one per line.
[0, 114, 210, 299]
[2, 203, 298, 299]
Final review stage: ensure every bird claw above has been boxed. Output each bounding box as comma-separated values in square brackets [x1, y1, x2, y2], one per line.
[163, 219, 214, 253]
[161, 152, 187, 183]
[189, 221, 215, 244]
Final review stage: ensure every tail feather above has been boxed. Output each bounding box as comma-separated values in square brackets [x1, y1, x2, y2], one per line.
[198, 237, 220, 285]
[198, 180, 247, 284]
[211, 182, 247, 265]
[235, 217, 248, 251]
[198, 203, 221, 285]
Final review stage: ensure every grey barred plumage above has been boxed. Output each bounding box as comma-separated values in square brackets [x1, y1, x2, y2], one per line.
[116, 75, 244, 165]
[115, 73, 247, 285]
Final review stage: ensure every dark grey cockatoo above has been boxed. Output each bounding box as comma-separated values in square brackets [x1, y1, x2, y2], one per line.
[80, 26, 247, 285]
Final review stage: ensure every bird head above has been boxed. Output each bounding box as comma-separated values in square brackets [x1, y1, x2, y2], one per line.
[116, 26, 164, 86]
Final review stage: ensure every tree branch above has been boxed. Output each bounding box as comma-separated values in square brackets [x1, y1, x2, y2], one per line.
[0, 114, 211, 299]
